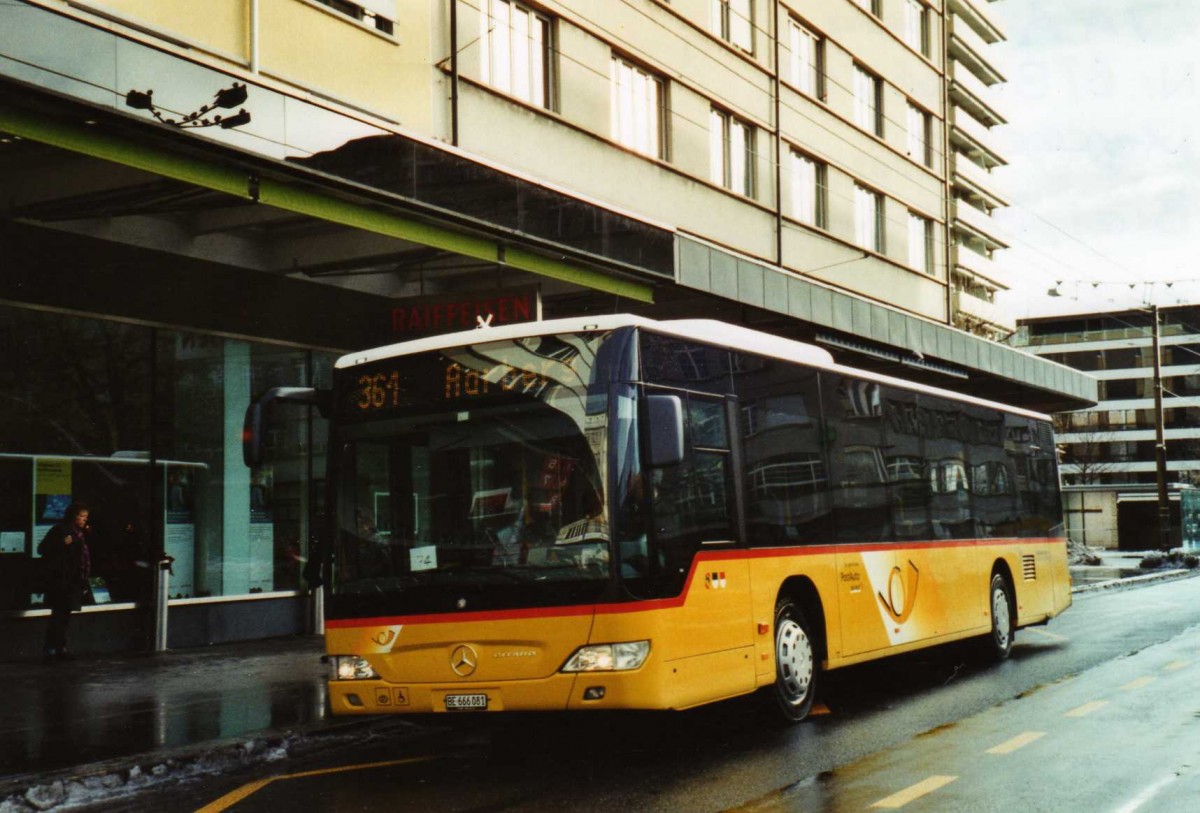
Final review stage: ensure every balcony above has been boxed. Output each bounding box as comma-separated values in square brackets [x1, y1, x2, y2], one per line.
[952, 243, 1010, 290]
[953, 289, 1015, 333]
[950, 105, 1006, 169]
[952, 199, 1008, 251]
[949, 61, 1006, 128]
[949, 14, 1005, 86]
[952, 152, 1008, 209]
[947, 0, 1006, 44]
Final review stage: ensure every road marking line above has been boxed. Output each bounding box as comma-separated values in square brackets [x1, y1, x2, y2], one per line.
[1112, 773, 1179, 813]
[986, 731, 1045, 755]
[195, 778, 272, 812]
[870, 776, 957, 809]
[1023, 628, 1069, 643]
[194, 756, 434, 813]
[1164, 660, 1188, 672]
[1065, 700, 1109, 718]
[1122, 677, 1155, 691]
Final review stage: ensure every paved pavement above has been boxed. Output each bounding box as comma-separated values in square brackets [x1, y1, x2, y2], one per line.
[0, 552, 1194, 811]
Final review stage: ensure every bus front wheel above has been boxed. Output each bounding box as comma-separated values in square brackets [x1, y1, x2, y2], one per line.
[767, 598, 817, 724]
[984, 572, 1015, 661]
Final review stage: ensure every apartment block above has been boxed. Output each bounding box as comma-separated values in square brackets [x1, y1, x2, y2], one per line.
[0, 0, 1093, 655]
[1017, 307, 1200, 548]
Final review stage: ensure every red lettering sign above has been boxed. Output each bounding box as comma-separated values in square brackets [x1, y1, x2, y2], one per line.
[388, 285, 541, 340]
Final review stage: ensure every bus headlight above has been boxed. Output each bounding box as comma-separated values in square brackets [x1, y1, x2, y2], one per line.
[561, 641, 650, 672]
[330, 656, 380, 681]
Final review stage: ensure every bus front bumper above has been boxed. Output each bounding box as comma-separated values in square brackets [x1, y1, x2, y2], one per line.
[329, 669, 667, 714]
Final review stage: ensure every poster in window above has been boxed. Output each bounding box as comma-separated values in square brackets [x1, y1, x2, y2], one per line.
[164, 465, 196, 597]
[249, 466, 274, 592]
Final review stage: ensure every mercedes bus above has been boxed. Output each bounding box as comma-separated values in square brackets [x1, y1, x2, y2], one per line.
[243, 315, 1070, 723]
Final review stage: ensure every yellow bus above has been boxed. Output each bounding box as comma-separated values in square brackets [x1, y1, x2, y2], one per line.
[245, 315, 1070, 723]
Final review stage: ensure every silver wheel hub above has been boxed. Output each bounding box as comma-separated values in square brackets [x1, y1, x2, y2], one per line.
[777, 618, 813, 703]
[992, 586, 1011, 648]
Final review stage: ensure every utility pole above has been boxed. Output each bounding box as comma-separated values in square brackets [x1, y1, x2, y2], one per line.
[1151, 304, 1171, 551]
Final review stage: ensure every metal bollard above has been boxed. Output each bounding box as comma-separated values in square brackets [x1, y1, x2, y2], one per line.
[312, 585, 325, 636]
[153, 559, 171, 652]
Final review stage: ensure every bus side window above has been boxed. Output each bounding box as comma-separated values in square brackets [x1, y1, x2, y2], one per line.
[732, 354, 830, 546]
[640, 333, 732, 395]
[881, 387, 931, 541]
[824, 374, 891, 543]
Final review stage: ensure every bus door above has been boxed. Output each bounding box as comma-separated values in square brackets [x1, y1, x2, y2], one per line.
[826, 376, 896, 657]
[645, 389, 755, 701]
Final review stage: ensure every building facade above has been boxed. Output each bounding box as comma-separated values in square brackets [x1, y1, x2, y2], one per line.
[1018, 306, 1200, 549]
[0, 0, 1093, 657]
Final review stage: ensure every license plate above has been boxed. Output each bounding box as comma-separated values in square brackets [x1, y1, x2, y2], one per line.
[444, 693, 489, 711]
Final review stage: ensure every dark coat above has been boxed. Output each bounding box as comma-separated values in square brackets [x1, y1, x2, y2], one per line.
[38, 522, 89, 611]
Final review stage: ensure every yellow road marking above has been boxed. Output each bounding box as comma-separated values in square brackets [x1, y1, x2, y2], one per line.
[986, 731, 1045, 755]
[194, 778, 272, 813]
[1164, 660, 1188, 672]
[1122, 677, 1155, 691]
[1065, 700, 1109, 718]
[1023, 628, 1069, 643]
[870, 776, 957, 809]
[194, 756, 433, 813]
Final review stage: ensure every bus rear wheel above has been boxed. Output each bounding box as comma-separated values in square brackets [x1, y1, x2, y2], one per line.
[766, 598, 817, 724]
[984, 572, 1015, 661]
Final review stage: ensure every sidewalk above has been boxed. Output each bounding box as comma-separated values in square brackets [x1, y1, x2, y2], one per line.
[0, 636, 403, 811]
[2, 557, 1196, 811]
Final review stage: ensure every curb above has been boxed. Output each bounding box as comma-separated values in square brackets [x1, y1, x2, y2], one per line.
[1070, 568, 1197, 595]
[0, 716, 425, 813]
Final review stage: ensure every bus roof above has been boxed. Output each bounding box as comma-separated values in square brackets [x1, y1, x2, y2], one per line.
[336, 314, 1051, 421]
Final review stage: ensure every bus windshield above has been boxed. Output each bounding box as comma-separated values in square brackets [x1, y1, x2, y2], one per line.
[329, 330, 622, 613]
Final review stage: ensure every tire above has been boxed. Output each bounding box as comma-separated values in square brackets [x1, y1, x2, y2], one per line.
[765, 598, 818, 724]
[984, 572, 1015, 661]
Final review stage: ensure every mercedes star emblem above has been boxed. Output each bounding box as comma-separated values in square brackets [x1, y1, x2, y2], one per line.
[450, 644, 478, 676]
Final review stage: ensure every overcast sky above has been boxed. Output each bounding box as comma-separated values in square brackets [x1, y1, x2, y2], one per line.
[992, 0, 1200, 318]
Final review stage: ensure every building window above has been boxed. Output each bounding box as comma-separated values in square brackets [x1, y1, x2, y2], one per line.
[611, 56, 665, 159]
[904, 0, 930, 56]
[790, 150, 827, 228]
[788, 19, 824, 99]
[710, 108, 754, 196]
[854, 0, 882, 18]
[855, 184, 884, 252]
[908, 212, 934, 274]
[854, 64, 883, 137]
[480, 0, 551, 108]
[907, 102, 933, 167]
[711, 0, 753, 52]
[313, 0, 396, 35]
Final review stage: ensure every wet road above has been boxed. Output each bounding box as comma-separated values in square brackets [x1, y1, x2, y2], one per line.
[135, 577, 1200, 812]
[0, 637, 327, 777]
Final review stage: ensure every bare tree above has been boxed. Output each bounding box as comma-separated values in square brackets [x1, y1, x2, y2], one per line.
[1053, 413, 1120, 559]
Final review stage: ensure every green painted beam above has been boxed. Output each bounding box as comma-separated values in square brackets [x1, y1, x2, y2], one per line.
[0, 106, 248, 198]
[1, 105, 655, 303]
[258, 180, 653, 303]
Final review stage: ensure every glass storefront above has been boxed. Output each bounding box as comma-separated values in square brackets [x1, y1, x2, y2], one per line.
[0, 304, 333, 611]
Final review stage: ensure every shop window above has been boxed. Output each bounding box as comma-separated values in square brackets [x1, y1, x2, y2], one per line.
[154, 333, 330, 599]
[0, 306, 153, 610]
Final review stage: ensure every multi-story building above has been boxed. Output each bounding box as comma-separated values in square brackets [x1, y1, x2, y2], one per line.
[0, 0, 1093, 656]
[1017, 306, 1200, 548]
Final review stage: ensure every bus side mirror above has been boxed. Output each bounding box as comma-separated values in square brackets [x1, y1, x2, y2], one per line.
[647, 394, 685, 467]
[243, 387, 332, 468]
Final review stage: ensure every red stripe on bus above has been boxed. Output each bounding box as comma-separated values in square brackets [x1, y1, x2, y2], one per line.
[324, 536, 1065, 630]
